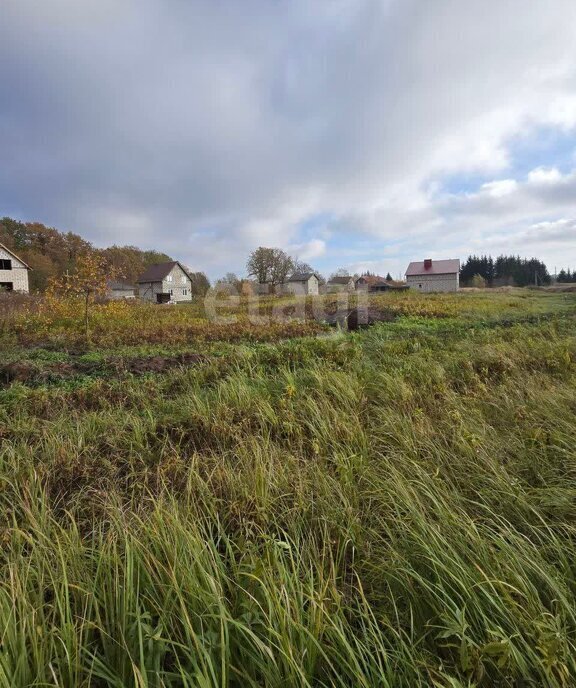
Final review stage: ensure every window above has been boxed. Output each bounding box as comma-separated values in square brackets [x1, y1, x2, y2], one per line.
[166, 275, 173, 282]
[183, 289, 187, 296]
[181, 275, 187, 284]
[170, 289, 173, 296]
[0, 259, 12, 270]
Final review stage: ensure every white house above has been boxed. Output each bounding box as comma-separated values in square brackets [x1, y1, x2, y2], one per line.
[0, 242, 31, 293]
[137, 261, 193, 303]
[405, 258, 460, 293]
[282, 272, 320, 296]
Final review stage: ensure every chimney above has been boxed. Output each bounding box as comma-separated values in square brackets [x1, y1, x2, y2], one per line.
[424, 258, 432, 269]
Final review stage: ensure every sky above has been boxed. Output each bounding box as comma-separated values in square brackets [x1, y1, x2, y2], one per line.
[1, 0, 576, 280]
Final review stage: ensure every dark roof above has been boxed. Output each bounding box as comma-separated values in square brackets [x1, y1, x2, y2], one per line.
[0, 242, 31, 269]
[355, 275, 388, 285]
[328, 276, 353, 284]
[287, 272, 320, 282]
[107, 280, 135, 291]
[137, 261, 191, 283]
[405, 259, 460, 276]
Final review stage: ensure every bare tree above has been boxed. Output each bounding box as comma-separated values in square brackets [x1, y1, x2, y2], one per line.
[329, 268, 351, 279]
[269, 249, 294, 286]
[246, 247, 275, 283]
[247, 247, 294, 288]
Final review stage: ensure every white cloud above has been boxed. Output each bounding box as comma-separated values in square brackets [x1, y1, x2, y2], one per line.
[479, 179, 519, 198]
[1, 0, 576, 276]
[288, 239, 326, 261]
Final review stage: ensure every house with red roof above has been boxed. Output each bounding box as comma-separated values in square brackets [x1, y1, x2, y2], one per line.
[405, 258, 460, 293]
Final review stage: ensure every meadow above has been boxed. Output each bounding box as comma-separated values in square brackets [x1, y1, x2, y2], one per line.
[0, 288, 575, 687]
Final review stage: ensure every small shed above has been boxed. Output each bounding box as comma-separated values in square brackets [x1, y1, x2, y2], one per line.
[137, 261, 193, 303]
[326, 276, 355, 293]
[405, 259, 460, 293]
[282, 272, 320, 296]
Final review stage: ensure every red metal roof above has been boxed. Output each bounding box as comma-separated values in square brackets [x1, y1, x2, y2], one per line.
[405, 259, 460, 276]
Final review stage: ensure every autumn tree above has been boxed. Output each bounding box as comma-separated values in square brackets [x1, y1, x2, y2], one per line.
[47, 252, 120, 342]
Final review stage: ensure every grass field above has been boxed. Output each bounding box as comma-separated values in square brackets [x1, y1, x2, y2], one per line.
[1, 289, 575, 687]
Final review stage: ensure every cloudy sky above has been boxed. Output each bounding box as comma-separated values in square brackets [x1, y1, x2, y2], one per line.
[2, 0, 576, 279]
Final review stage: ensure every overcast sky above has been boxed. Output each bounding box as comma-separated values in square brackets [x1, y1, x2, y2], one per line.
[2, 0, 576, 278]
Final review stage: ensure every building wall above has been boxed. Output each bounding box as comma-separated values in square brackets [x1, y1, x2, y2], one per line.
[326, 279, 354, 293]
[306, 276, 319, 295]
[139, 265, 193, 302]
[283, 276, 319, 296]
[0, 246, 29, 293]
[109, 288, 135, 300]
[162, 264, 193, 301]
[406, 273, 459, 293]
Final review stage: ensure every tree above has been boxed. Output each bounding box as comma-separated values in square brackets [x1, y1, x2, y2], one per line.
[189, 271, 210, 296]
[461, 254, 550, 287]
[246, 247, 275, 283]
[47, 253, 120, 342]
[292, 259, 314, 274]
[470, 273, 487, 288]
[329, 268, 350, 280]
[246, 247, 294, 288]
[269, 250, 294, 287]
[385, 272, 393, 281]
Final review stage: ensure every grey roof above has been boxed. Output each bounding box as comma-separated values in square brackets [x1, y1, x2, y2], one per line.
[137, 261, 191, 283]
[287, 272, 320, 282]
[405, 259, 460, 276]
[0, 242, 31, 269]
[328, 276, 353, 284]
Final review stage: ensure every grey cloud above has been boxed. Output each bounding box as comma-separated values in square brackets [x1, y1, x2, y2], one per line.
[2, 0, 576, 276]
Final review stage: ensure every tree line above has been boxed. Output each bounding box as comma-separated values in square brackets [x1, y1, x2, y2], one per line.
[460, 255, 551, 287]
[0, 217, 211, 295]
[556, 268, 576, 283]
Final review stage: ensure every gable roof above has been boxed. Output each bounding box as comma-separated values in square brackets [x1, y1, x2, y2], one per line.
[287, 272, 320, 282]
[0, 242, 31, 270]
[355, 275, 388, 285]
[327, 276, 353, 285]
[137, 261, 191, 283]
[405, 259, 460, 276]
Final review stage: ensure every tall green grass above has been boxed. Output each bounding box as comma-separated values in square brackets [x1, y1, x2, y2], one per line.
[0, 311, 575, 686]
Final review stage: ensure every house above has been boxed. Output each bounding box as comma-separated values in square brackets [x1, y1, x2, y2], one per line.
[355, 275, 409, 292]
[326, 276, 355, 293]
[107, 280, 136, 300]
[405, 258, 460, 293]
[137, 261, 193, 303]
[282, 272, 320, 296]
[0, 242, 31, 294]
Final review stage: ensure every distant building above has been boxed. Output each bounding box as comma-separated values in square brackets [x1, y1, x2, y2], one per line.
[326, 276, 355, 293]
[256, 281, 274, 295]
[405, 258, 460, 293]
[282, 272, 320, 296]
[137, 261, 193, 303]
[107, 280, 136, 300]
[355, 275, 409, 292]
[0, 242, 31, 294]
